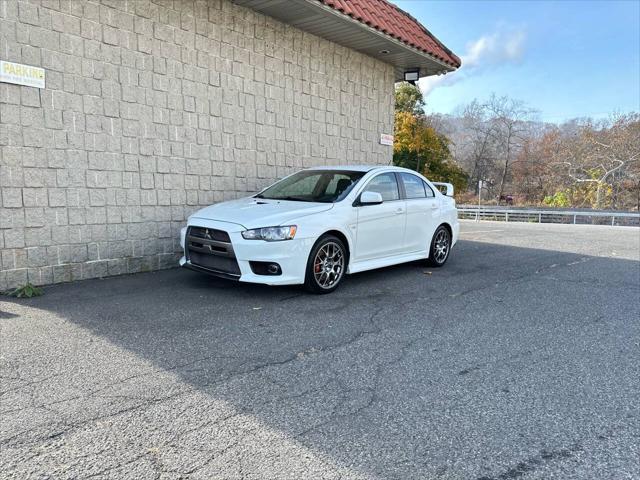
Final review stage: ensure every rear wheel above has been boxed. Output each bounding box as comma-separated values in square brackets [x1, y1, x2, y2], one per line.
[304, 235, 347, 294]
[427, 225, 451, 267]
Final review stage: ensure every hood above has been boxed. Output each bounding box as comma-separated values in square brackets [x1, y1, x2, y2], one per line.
[189, 197, 334, 229]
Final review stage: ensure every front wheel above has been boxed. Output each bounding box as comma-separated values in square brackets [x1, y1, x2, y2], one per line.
[426, 225, 451, 267]
[304, 235, 347, 294]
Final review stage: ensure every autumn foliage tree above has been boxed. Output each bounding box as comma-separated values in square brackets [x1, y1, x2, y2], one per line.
[437, 94, 639, 210]
[395, 85, 639, 210]
[395, 82, 427, 116]
[393, 83, 468, 194]
[549, 114, 640, 209]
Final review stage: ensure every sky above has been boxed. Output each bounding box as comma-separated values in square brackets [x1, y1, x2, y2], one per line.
[393, 0, 640, 123]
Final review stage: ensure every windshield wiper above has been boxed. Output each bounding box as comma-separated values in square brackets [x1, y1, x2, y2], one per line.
[254, 195, 315, 202]
[278, 196, 313, 202]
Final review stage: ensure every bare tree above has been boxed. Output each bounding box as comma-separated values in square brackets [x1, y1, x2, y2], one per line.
[553, 114, 640, 209]
[454, 100, 499, 196]
[483, 95, 537, 203]
[435, 95, 639, 210]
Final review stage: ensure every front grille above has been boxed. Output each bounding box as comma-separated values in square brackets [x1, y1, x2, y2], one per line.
[188, 251, 241, 275]
[186, 226, 240, 276]
[188, 226, 231, 243]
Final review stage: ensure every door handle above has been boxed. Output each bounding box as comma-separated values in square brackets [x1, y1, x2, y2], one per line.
[430, 203, 438, 209]
[395, 208, 404, 214]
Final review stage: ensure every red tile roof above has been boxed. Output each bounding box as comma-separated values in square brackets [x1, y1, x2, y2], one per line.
[318, 0, 461, 68]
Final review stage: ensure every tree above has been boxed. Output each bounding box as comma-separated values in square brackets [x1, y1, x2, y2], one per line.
[483, 95, 536, 203]
[393, 111, 468, 194]
[458, 100, 499, 196]
[551, 114, 640, 209]
[395, 82, 425, 116]
[392, 83, 469, 195]
[435, 94, 639, 209]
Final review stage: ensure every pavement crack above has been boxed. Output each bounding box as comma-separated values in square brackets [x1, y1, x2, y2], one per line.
[0, 372, 65, 398]
[475, 442, 584, 480]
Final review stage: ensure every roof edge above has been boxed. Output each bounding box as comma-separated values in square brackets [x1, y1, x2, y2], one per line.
[316, 0, 461, 68]
[386, 2, 461, 67]
[307, 0, 459, 72]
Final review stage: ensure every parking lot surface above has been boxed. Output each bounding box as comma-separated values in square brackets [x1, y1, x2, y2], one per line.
[1, 221, 639, 479]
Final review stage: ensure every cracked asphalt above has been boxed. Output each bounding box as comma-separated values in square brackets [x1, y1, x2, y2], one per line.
[1, 221, 639, 480]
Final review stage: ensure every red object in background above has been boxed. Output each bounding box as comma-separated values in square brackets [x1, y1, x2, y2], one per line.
[500, 195, 515, 205]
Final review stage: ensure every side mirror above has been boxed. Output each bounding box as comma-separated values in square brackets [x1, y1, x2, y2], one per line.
[359, 191, 383, 206]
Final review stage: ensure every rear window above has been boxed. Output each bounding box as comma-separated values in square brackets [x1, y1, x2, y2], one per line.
[400, 173, 426, 199]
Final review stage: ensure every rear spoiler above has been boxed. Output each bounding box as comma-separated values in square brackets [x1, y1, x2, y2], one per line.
[431, 182, 454, 197]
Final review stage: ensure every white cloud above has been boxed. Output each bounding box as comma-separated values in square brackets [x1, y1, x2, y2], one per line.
[464, 28, 525, 67]
[419, 27, 526, 96]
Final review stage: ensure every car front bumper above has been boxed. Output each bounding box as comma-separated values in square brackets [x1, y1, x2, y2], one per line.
[180, 220, 315, 285]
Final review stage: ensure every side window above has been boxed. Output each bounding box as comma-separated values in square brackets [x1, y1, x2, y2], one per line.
[363, 173, 400, 201]
[400, 173, 426, 199]
[423, 180, 435, 198]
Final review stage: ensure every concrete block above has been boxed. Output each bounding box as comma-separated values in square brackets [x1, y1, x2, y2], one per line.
[2, 188, 22, 208]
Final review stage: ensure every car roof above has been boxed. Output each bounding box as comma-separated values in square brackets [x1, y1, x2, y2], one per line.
[304, 165, 427, 175]
[305, 165, 387, 173]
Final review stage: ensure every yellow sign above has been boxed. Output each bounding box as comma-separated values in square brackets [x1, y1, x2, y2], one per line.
[0, 60, 45, 89]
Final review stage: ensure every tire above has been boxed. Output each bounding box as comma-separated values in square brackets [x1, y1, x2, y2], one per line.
[304, 235, 347, 294]
[426, 225, 451, 268]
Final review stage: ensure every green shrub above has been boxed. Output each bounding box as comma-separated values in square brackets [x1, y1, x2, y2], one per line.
[6, 283, 44, 298]
[543, 190, 570, 208]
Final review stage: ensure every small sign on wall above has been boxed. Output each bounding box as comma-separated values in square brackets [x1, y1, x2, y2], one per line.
[380, 133, 394, 146]
[0, 60, 45, 89]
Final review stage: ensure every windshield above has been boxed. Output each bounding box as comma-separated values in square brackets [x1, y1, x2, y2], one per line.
[256, 170, 366, 203]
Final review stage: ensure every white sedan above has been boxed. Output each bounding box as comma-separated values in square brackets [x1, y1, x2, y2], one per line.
[180, 166, 459, 293]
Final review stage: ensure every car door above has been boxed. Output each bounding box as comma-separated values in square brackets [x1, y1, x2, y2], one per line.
[398, 173, 440, 253]
[354, 172, 406, 261]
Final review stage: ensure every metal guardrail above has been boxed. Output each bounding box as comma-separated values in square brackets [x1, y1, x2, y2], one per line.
[458, 206, 640, 227]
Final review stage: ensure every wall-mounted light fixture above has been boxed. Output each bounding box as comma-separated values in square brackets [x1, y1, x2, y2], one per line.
[403, 69, 420, 85]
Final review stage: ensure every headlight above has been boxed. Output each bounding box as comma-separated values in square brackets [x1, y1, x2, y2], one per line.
[242, 225, 297, 241]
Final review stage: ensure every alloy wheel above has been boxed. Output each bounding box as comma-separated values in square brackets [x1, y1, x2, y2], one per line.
[433, 229, 450, 264]
[313, 241, 345, 289]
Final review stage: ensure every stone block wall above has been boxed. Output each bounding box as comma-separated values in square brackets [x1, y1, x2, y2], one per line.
[0, 0, 395, 290]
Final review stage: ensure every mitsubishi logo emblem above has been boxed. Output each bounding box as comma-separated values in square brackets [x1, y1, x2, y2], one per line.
[204, 229, 212, 240]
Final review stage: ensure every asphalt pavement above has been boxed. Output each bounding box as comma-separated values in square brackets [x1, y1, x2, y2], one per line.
[1, 221, 639, 479]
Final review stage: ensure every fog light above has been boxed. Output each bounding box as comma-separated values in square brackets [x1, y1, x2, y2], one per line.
[249, 261, 282, 276]
[267, 264, 280, 274]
